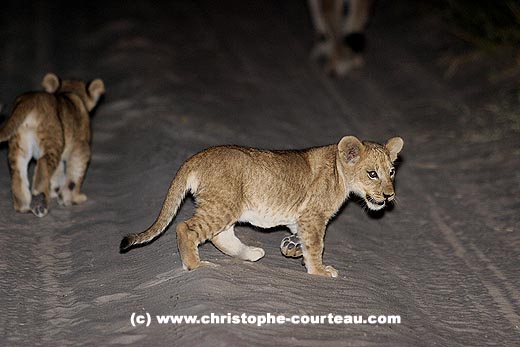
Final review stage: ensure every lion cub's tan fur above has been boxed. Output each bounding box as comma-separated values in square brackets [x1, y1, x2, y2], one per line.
[121, 136, 403, 277]
[0, 73, 105, 217]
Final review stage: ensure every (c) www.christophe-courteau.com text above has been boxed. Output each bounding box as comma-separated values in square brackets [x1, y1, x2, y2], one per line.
[130, 312, 402, 327]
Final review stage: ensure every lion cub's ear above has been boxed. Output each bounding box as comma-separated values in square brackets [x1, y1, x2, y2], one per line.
[385, 137, 404, 162]
[88, 79, 105, 100]
[87, 79, 105, 109]
[42, 73, 61, 93]
[338, 136, 364, 164]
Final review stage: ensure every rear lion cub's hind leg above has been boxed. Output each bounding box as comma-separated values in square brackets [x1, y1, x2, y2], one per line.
[31, 153, 61, 217]
[50, 160, 65, 200]
[8, 140, 32, 213]
[212, 226, 265, 262]
[61, 142, 90, 206]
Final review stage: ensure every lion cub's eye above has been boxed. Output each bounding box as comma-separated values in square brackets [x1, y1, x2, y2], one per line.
[367, 171, 379, 179]
[390, 168, 395, 177]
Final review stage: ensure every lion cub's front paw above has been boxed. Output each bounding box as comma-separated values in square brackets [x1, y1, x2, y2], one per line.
[324, 265, 338, 278]
[280, 234, 303, 258]
[309, 265, 338, 278]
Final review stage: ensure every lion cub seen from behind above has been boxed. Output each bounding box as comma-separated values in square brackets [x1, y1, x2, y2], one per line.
[121, 136, 403, 277]
[0, 73, 105, 217]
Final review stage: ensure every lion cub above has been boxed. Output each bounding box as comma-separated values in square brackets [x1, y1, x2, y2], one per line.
[0, 73, 105, 217]
[121, 136, 403, 277]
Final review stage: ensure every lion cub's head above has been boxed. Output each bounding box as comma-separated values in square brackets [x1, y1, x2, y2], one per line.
[42, 73, 105, 111]
[338, 136, 404, 211]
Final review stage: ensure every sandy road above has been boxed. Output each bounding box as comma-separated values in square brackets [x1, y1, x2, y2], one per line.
[0, 1, 518, 346]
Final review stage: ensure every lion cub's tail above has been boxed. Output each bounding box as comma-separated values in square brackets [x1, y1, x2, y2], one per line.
[0, 99, 28, 142]
[120, 164, 194, 252]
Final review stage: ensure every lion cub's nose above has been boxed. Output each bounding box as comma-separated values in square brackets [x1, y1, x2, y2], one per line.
[383, 192, 395, 201]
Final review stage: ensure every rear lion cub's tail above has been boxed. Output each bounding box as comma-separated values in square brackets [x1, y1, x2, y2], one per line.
[120, 165, 194, 252]
[0, 98, 29, 142]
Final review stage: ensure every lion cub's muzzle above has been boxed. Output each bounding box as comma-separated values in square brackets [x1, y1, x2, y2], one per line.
[366, 192, 395, 211]
[383, 192, 395, 202]
[366, 195, 385, 206]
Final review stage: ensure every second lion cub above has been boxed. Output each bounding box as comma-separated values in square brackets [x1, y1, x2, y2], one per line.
[121, 136, 403, 277]
[0, 73, 105, 217]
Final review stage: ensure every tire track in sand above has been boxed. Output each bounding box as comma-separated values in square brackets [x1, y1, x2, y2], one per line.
[33, 232, 90, 345]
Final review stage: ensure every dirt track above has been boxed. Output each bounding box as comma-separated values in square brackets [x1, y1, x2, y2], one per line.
[1, 1, 519, 346]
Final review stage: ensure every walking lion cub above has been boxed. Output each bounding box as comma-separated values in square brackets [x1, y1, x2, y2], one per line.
[121, 136, 403, 277]
[0, 73, 105, 217]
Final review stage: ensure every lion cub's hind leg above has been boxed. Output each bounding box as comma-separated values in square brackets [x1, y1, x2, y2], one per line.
[212, 226, 265, 262]
[176, 217, 221, 271]
[31, 152, 61, 217]
[50, 160, 65, 200]
[60, 143, 90, 206]
[31, 146, 61, 217]
[8, 139, 32, 213]
[176, 199, 246, 270]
